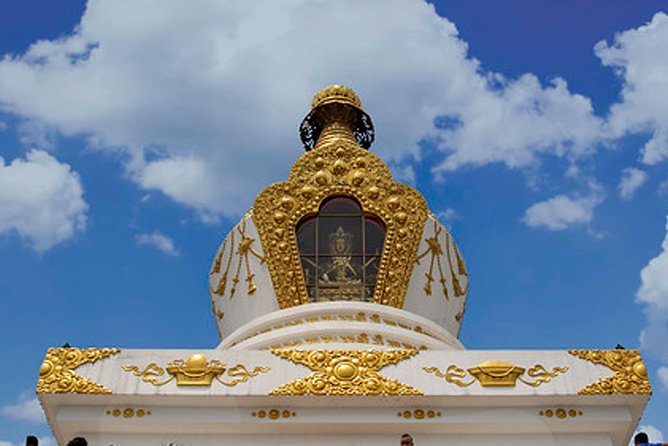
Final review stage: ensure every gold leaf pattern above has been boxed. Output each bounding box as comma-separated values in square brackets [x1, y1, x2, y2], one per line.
[37, 347, 120, 394]
[269, 349, 422, 395]
[568, 349, 651, 395]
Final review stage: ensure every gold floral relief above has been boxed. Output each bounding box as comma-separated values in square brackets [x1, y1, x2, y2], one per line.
[568, 349, 651, 395]
[253, 140, 428, 309]
[37, 347, 120, 394]
[424, 360, 568, 388]
[269, 349, 422, 396]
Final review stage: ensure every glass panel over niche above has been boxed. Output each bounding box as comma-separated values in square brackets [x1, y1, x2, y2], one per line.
[296, 196, 386, 302]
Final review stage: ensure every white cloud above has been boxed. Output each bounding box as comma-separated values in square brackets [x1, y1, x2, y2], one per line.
[0, 394, 44, 424]
[635, 425, 665, 443]
[658, 366, 668, 391]
[0, 150, 87, 251]
[136, 231, 179, 256]
[0, 438, 56, 446]
[523, 184, 604, 231]
[618, 167, 648, 200]
[0, 0, 607, 217]
[637, 216, 668, 362]
[436, 208, 457, 225]
[596, 12, 668, 165]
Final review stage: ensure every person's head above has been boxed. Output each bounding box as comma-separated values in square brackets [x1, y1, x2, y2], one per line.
[25, 436, 38, 446]
[66, 438, 87, 446]
[400, 433, 413, 446]
[634, 432, 649, 445]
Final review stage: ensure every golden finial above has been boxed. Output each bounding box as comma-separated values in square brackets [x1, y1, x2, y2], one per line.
[311, 85, 363, 109]
[300, 84, 374, 151]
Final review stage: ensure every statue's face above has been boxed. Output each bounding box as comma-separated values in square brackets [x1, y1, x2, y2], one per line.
[335, 237, 346, 253]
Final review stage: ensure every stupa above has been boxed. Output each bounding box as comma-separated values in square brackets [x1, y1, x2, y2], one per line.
[36, 86, 651, 446]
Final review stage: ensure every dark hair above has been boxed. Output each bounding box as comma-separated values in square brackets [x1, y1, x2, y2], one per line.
[25, 436, 38, 446]
[66, 438, 88, 446]
[635, 432, 649, 444]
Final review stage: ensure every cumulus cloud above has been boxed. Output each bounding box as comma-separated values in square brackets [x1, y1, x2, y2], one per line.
[0, 394, 44, 424]
[523, 184, 604, 231]
[135, 231, 179, 256]
[0, 0, 608, 217]
[635, 425, 665, 443]
[637, 216, 668, 362]
[658, 366, 668, 391]
[618, 167, 648, 200]
[596, 12, 668, 165]
[0, 150, 87, 251]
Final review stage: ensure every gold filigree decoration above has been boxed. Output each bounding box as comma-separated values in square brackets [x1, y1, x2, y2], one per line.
[424, 360, 568, 388]
[568, 349, 651, 395]
[538, 408, 583, 419]
[37, 347, 120, 394]
[230, 312, 437, 349]
[253, 141, 428, 309]
[267, 333, 426, 351]
[269, 349, 422, 395]
[122, 354, 269, 387]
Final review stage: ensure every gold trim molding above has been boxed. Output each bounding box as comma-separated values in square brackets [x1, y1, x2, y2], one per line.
[252, 409, 297, 420]
[269, 349, 422, 395]
[424, 360, 568, 388]
[105, 408, 152, 419]
[397, 409, 442, 420]
[253, 140, 428, 309]
[568, 349, 651, 395]
[232, 311, 438, 348]
[538, 408, 583, 419]
[122, 354, 269, 387]
[37, 347, 120, 394]
[267, 333, 426, 351]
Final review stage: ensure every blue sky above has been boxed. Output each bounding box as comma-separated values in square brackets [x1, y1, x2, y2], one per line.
[1, 0, 668, 444]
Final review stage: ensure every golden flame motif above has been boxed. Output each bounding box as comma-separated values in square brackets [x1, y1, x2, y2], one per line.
[122, 354, 269, 387]
[568, 349, 651, 395]
[424, 360, 568, 388]
[269, 349, 422, 396]
[37, 347, 120, 394]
